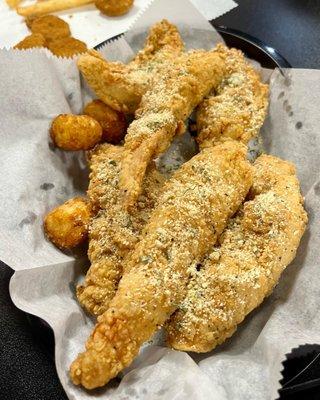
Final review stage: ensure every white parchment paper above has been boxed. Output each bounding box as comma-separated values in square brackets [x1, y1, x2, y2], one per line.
[0, 0, 319, 399]
[0, 0, 237, 48]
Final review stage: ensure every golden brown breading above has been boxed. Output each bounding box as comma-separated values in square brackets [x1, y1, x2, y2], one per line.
[6, 0, 22, 9]
[77, 20, 184, 113]
[29, 15, 71, 42]
[14, 33, 46, 50]
[25, 16, 37, 30]
[48, 37, 87, 58]
[70, 141, 253, 389]
[44, 197, 91, 249]
[131, 19, 185, 66]
[50, 114, 102, 151]
[95, 0, 133, 16]
[78, 54, 147, 113]
[166, 154, 307, 352]
[83, 100, 127, 144]
[76, 144, 165, 316]
[196, 44, 269, 149]
[120, 48, 228, 209]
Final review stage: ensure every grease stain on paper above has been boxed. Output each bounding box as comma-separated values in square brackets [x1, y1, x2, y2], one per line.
[48, 142, 56, 152]
[40, 183, 55, 191]
[19, 211, 37, 228]
[314, 181, 320, 196]
[277, 91, 285, 100]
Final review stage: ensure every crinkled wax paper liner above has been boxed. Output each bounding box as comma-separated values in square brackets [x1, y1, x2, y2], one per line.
[3, 0, 320, 398]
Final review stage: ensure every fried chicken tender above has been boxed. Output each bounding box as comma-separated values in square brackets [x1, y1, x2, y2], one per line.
[78, 54, 144, 113]
[120, 48, 228, 209]
[44, 197, 91, 249]
[70, 141, 253, 389]
[166, 154, 307, 352]
[51, 114, 102, 150]
[77, 20, 184, 113]
[83, 100, 127, 144]
[95, 0, 133, 16]
[29, 15, 71, 42]
[76, 144, 165, 316]
[196, 44, 269, 149]
[14, 33, 46, 50]
[48, 37, 87, 57]
[131, 19, 185, 66]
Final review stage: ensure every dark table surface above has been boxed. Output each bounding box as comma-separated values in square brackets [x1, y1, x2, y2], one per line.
[1, 1, 320, 399]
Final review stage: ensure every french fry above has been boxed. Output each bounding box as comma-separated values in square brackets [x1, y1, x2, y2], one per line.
[5, 0, 22, 9]
[17, 0, 94, 17]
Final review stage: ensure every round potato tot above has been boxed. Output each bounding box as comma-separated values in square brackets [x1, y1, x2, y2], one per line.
[83, 100, 127, 144]
[95, 0, 134, 16]
[44, 197, 91, 249]
[48, 37, 87, 58]
[14, 33, 46, 50]
[30, 15, 71, 42]
[50, 114, 102, 150]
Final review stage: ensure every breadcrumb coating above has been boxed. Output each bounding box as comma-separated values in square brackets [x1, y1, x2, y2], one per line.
[77, 20, 184, 113]
[166, 154, 307, 352]
[120, 48, 228, 209]
[196, 44, 269, 149]
[70, 141, 253, 389]
[76, 144, 165, 316]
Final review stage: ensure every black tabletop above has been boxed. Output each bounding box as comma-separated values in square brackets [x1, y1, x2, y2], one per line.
[214, 0, 320, 69]
[1, 1, 320, 399]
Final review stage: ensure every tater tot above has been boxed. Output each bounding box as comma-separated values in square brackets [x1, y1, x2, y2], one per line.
[30, 15, 71, 42]
[48, 37, 87, 58]
[95, 0, 133, 16]
[50, 114, 102, 150]
[14, 33, 46, 50]
[83, 100, 127, 144]
[44, 197, 91, 249]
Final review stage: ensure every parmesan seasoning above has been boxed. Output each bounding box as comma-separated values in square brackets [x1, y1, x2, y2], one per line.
[76, 144, 165, 316]
[196, 43, 269, 149]
[167, 154, 307, 353]
[70, 141, 253, 389]
[121, 48, 228, 208]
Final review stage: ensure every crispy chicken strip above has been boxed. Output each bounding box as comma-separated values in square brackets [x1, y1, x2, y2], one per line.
[70, 141, 253, 389]
[196, 44, 269, 149]
[78, 20, 184, 113]
[166, 154, 307, 352]
[76, 144, 165, 316]
[120, 48, 228, 209]
[131, 19, 185, 66]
